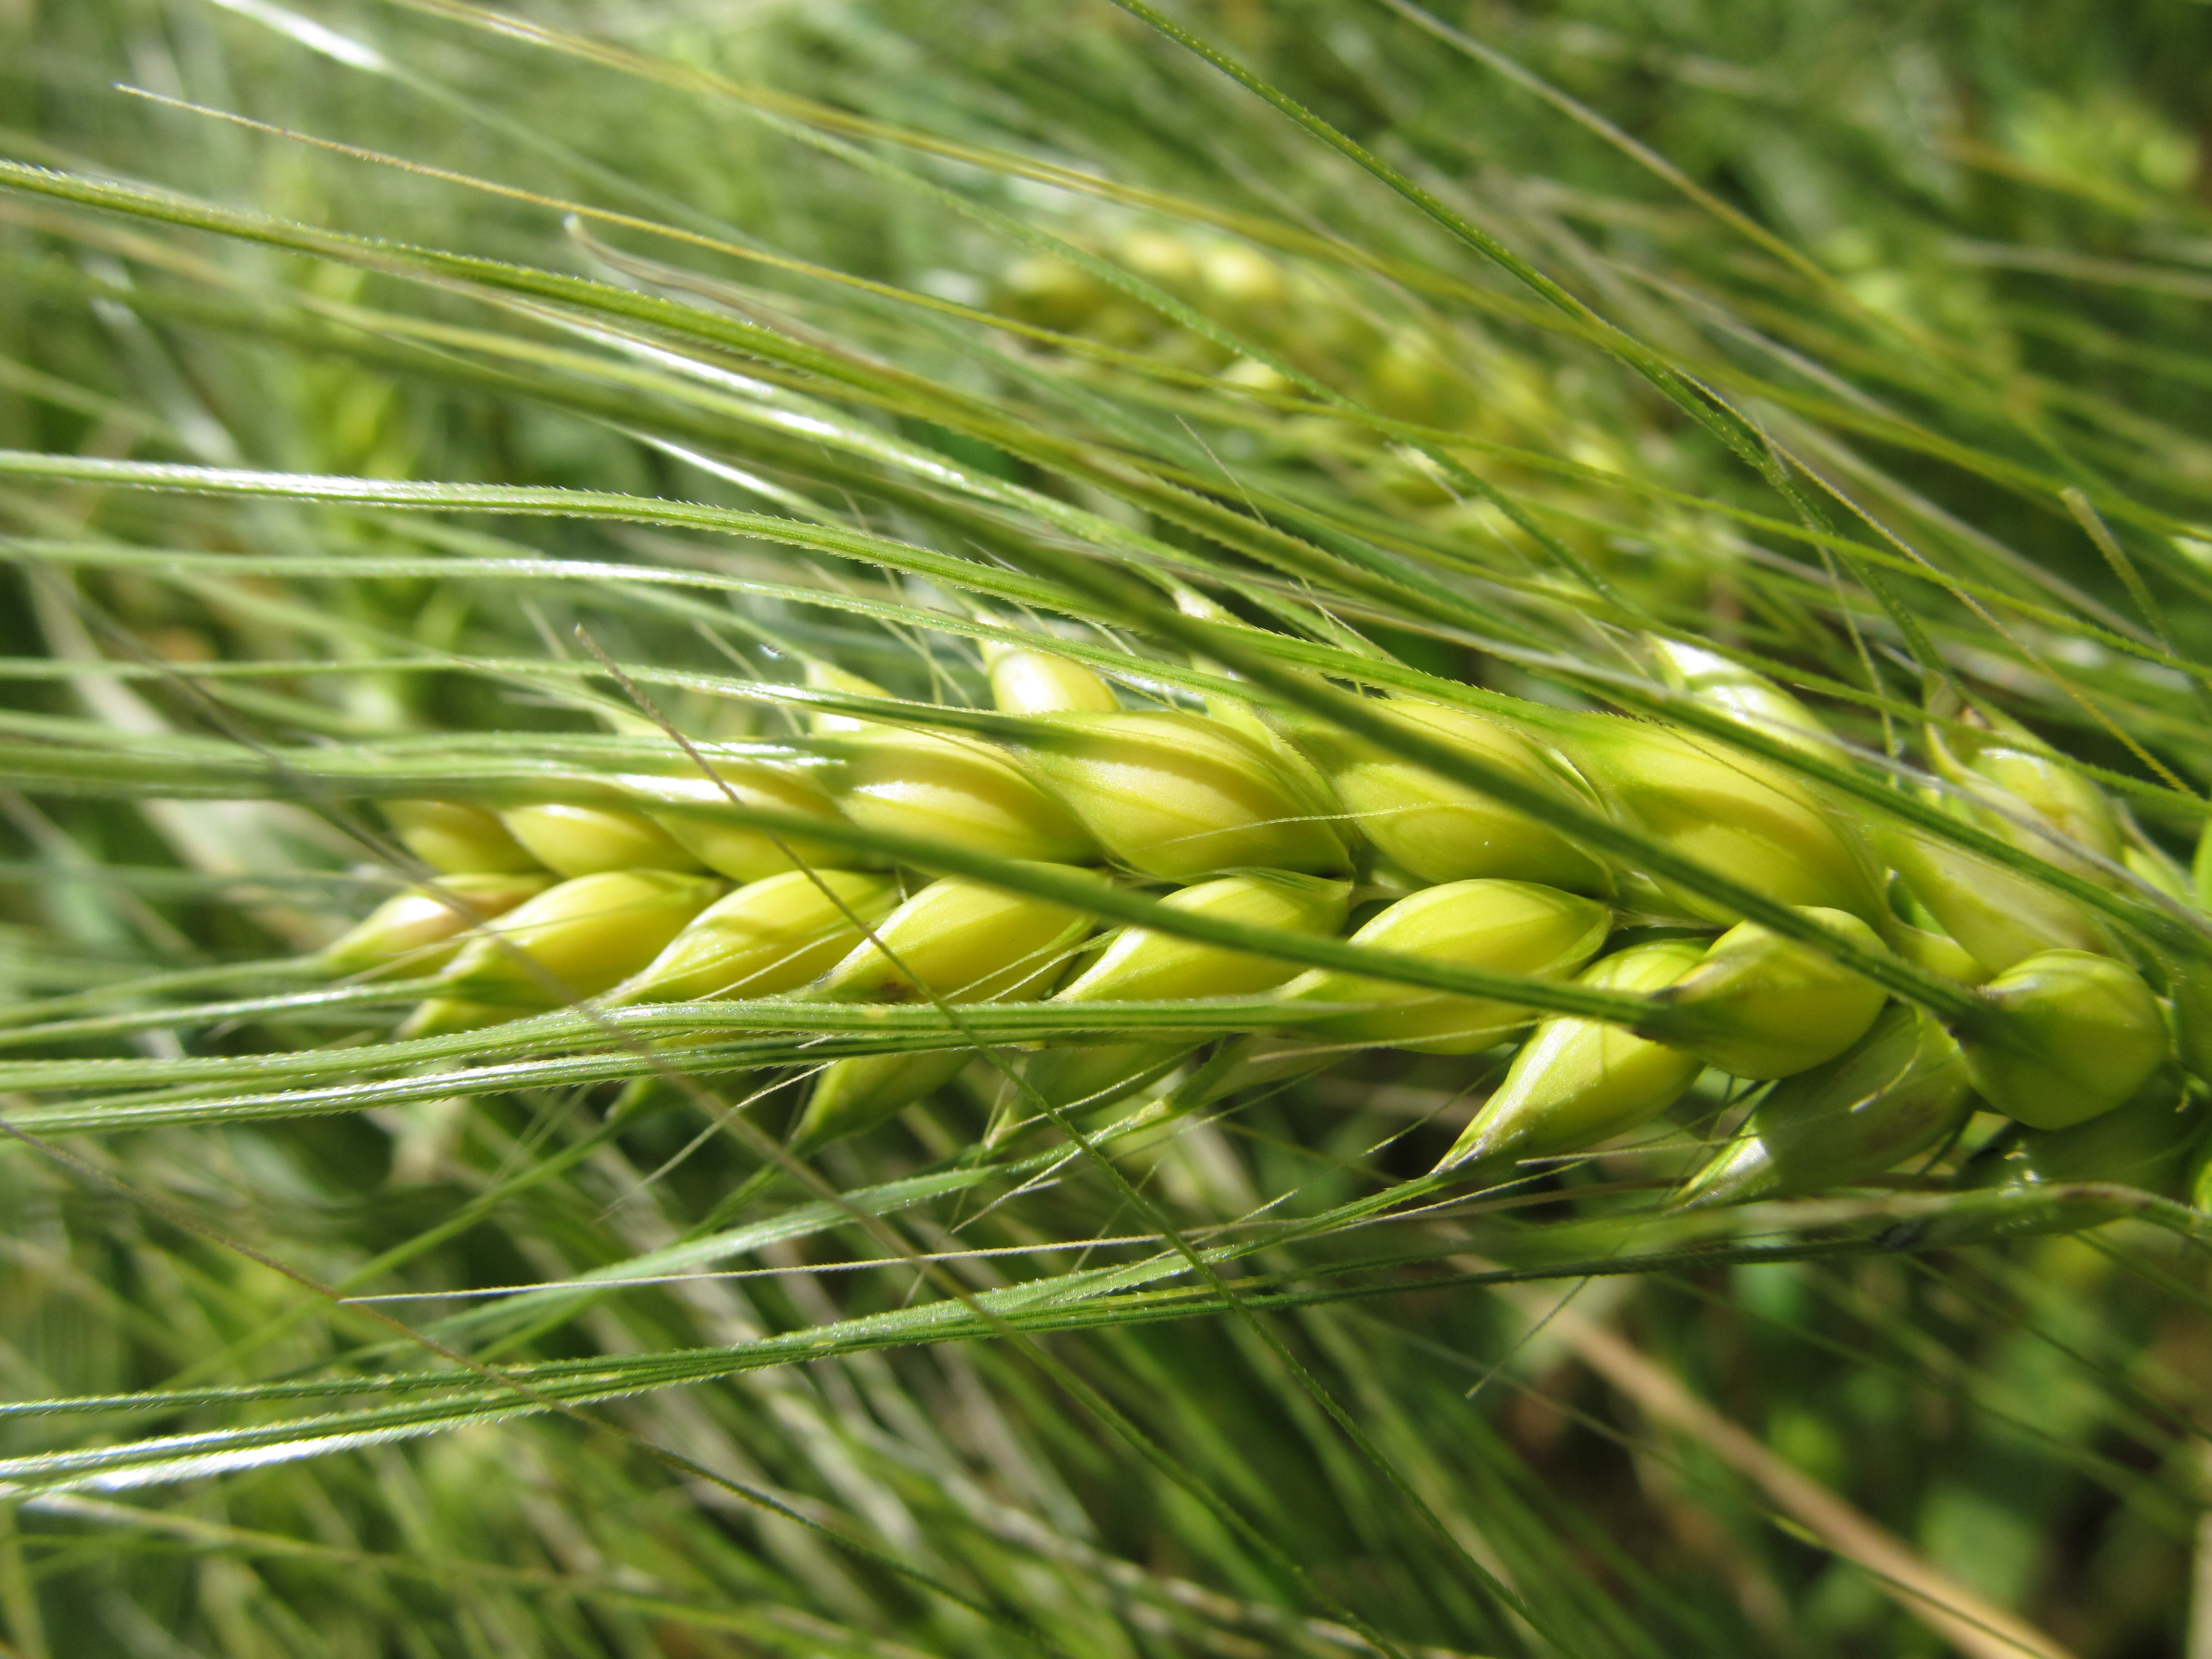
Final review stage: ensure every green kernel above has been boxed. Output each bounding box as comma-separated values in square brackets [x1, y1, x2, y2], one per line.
[1020, 1041, 1194, 1117]
[1030, 871, 1351, 1114]
[1673, 1006, 1973, 1209]
[1561, 718, 1886, 927]
[650, 759, 857, 882]
[381, 800, 543, 875]
[839, 729, 1100, 866]
[813, 870, 1098, 1006]
[397, 997, 535, 1039]
[1646, 639, 1841, 759]
[1286, 699, 1610, 894]
[498, 804, 706, 878]
[986, 642, 1120, 715]
[1275, 879, 1610, 1054]
[1653, 906, 1891, 1079]
[2011, 1072, 2204, 1197]
[1892, 921, 1989, 984]
[609, 869, 901, 1004]
[320, 871, 556, 978]
[1876, 812, 2105, 974]
[1961, 948, 2167, 1130]
[805, 660, 895, 734]
[1440, 936, 1708, 1172]
[1929, 706, 2122, 872]
[1012, 710, 1348, 880]
[1055, 871, 1351, 1004]
[994, 254, 1111, 331]
[788, 1051, 974, 1156]
[438, 869, 725, 1006]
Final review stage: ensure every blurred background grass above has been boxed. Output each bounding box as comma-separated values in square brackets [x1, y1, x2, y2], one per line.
[2, 2, 2211, 1655]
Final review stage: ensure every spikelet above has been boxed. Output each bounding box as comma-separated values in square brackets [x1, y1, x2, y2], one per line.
[1055, 872, 1351, 1004]
[1439, 936, 1707, 1172]
[1959, 948, 2167, 1130]
[1011, 710, 1349, 880]
[1874, 804, 2106, 974]
[1673, 1006, 1973, 1209]
[1993, 1071, 2205, 1198]
[1927, 703, 2123, 875]
[320, 873, 556, 977]
[1020, 1041, 1195, 1118]
[381, 800, 544, 875]
[1559, 717, 1886, 927]
[1873, 699, 2131, 974]
[1650, 907, 1891, 1079]
[1892, 920, 1990, 984]
[812, 871, 1097, 1006]
[1283, 699, 1610, 894]
[839, 729, 1101, 865]
[496, 804, 706, 877]
[985, 642, 1121, 715]
[649, 759, 855, 882]
[1646, 639, 1841, 759]
[607, 870, 901, 1004]
[787, 872, 1100, 1152]
[431, 870, 725, 1010]
[1028, 871, 1352, 1113]
[1275, 879, 1610, 1054]
[789, 1050, 974, 1155]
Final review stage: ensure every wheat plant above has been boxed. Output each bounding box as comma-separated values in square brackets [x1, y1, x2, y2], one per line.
[2, 2, 2211, 1655]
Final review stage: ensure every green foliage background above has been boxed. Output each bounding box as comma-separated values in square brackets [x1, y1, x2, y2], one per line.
[1, 2, 2210, 1656]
